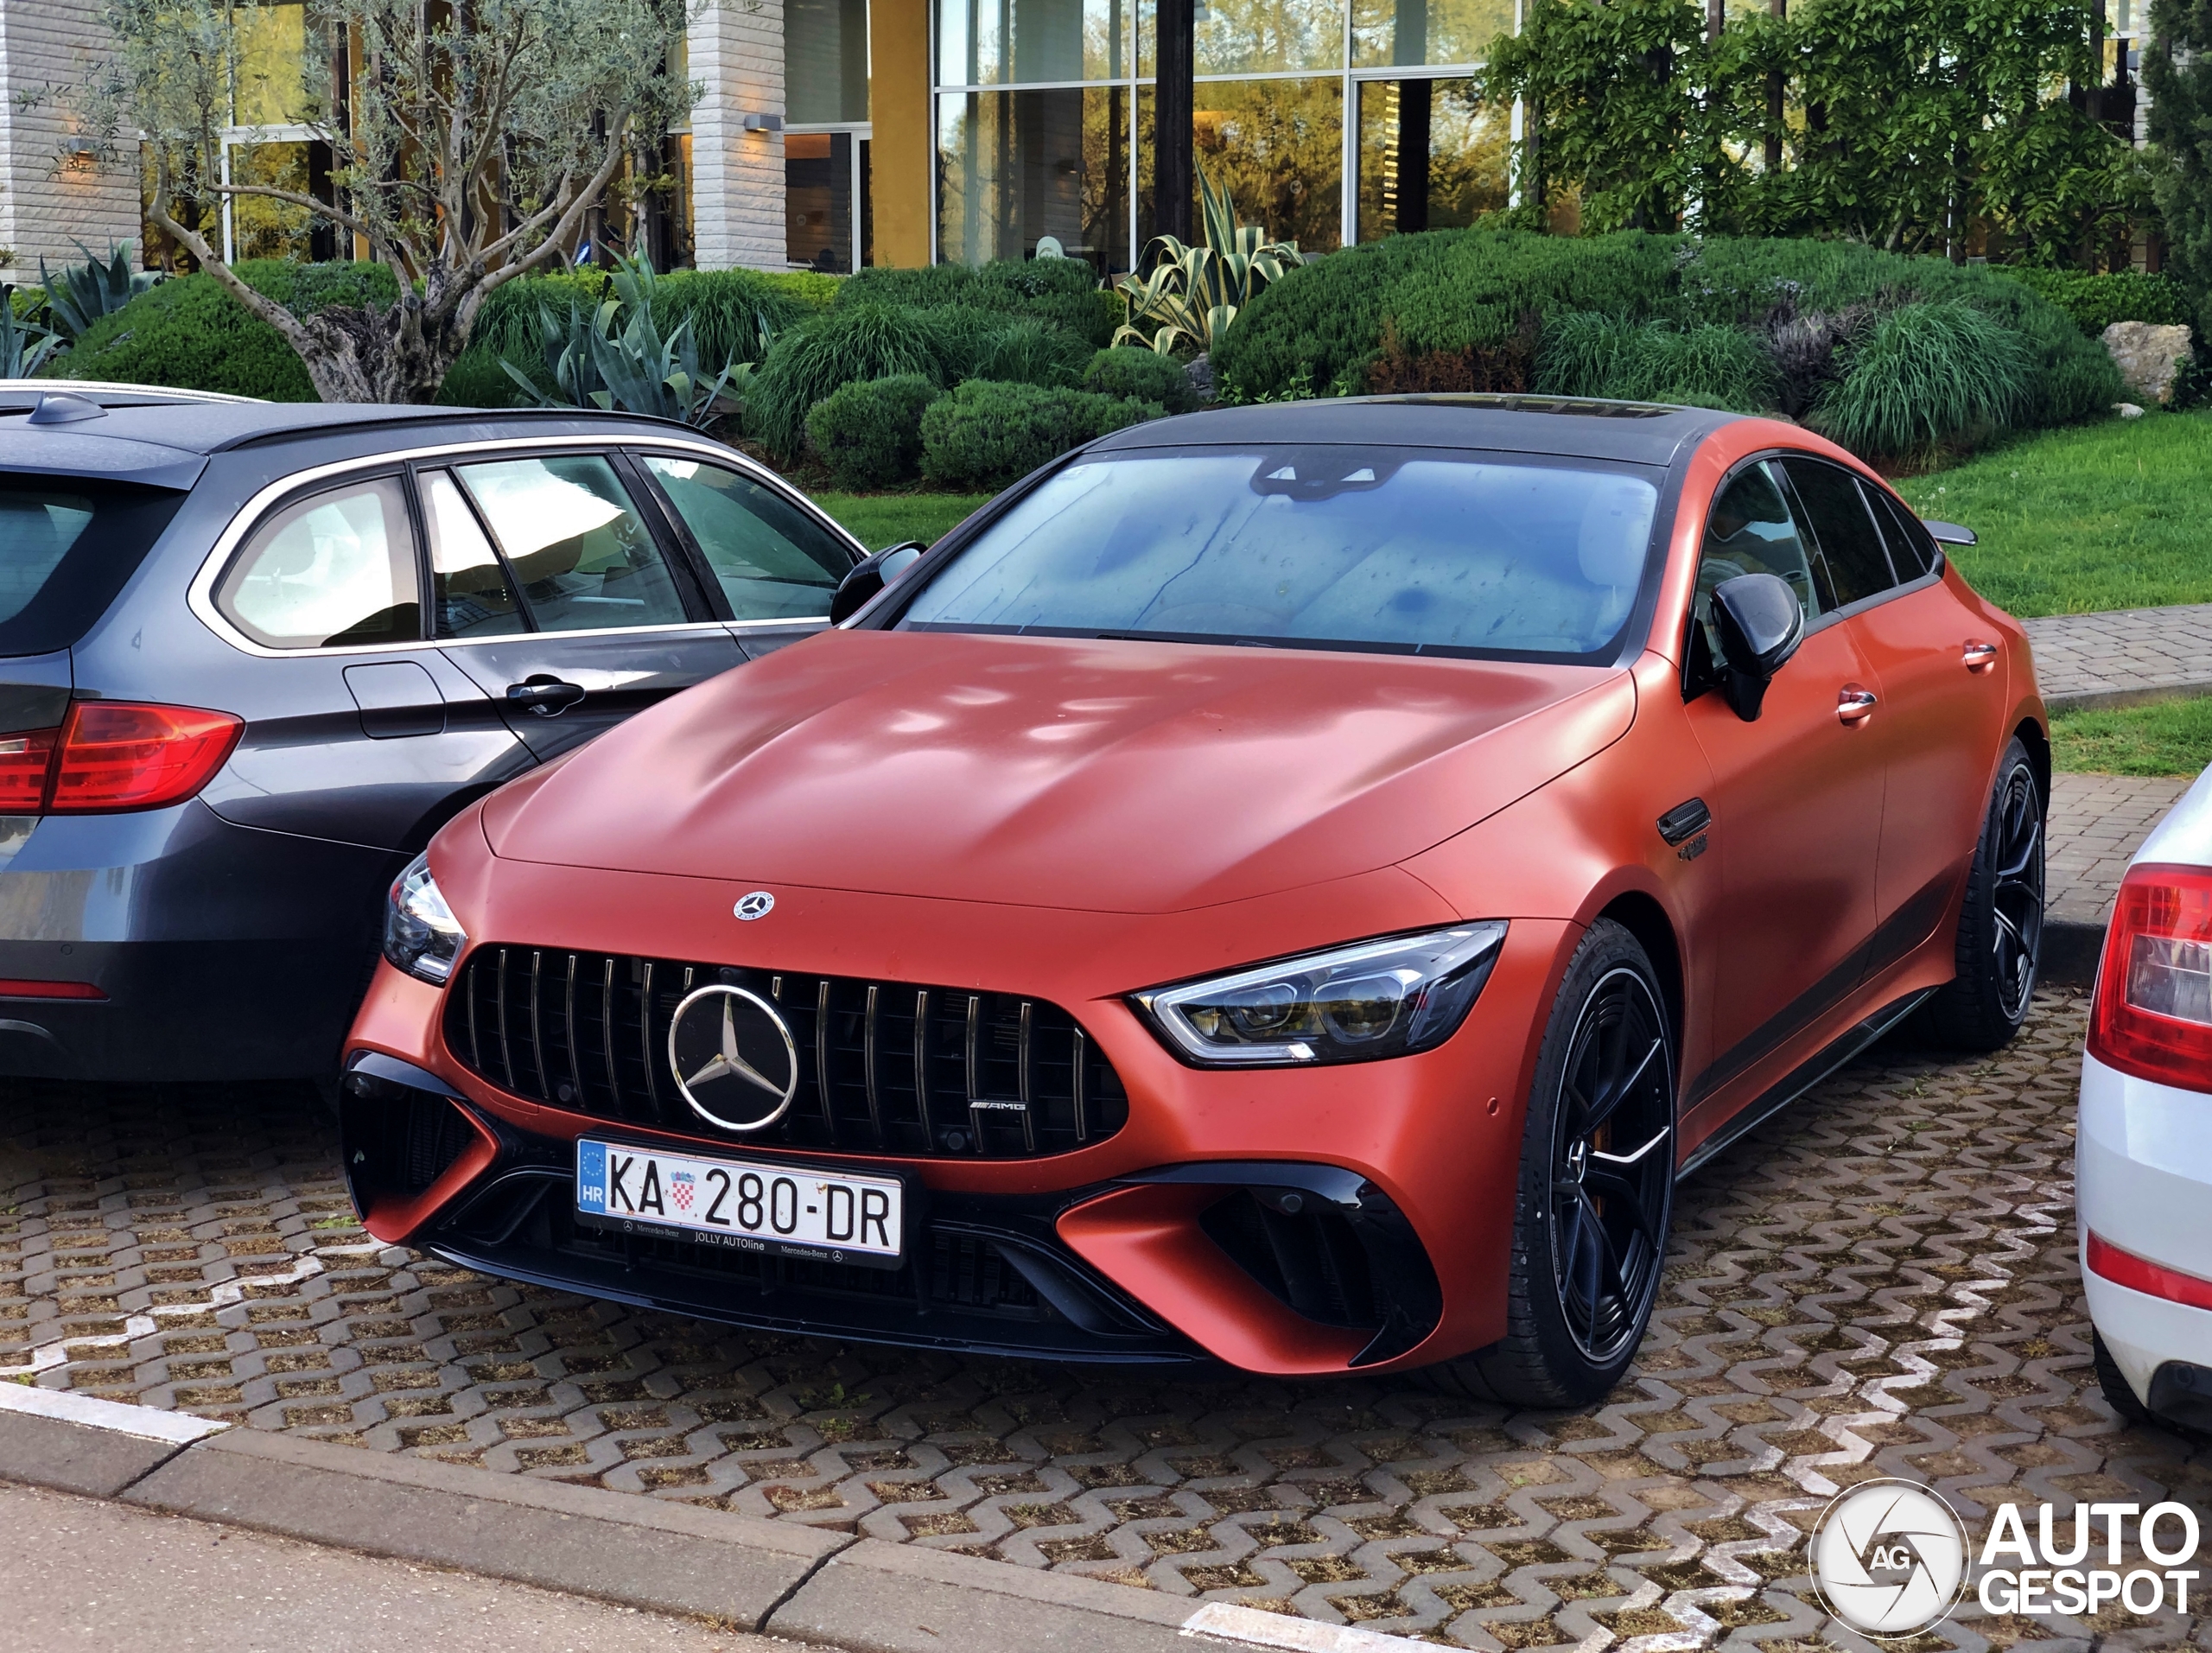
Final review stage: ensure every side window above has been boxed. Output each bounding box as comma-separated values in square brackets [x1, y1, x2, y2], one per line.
[1864, 484, 1940, 581]
[1780, 457, 1898, 608]
[1697, 462, 1821, 658]
[217, 476, 421, 650]
[639, 455, 855, 620]
[454, 455, 691, 633]
[422, 471, 526, 639]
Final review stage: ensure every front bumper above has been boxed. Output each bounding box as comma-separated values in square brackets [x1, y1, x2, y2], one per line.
[2076, 1047, 2212, 1427]
[340, 861, 1574, 1375]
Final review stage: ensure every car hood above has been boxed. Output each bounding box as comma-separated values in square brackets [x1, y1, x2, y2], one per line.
[483, 628, 1637, 914]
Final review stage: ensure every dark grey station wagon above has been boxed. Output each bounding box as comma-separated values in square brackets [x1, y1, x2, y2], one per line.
[0, 383, 864, 1084]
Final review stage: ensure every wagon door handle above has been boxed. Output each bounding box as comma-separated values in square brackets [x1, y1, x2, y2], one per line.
[506, 675, 587, 716]
[1962, 639, 1999, 673]
[1836, 684, 1878, 726]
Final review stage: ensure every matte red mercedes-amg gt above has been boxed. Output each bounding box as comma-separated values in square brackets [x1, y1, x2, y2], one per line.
[340, 397, 2045, 1404]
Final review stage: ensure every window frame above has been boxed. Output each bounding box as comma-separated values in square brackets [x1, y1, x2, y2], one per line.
[190, 435, 862, 658]
[625, 447, 868, 626]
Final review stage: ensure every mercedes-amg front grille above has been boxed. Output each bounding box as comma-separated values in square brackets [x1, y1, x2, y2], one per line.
[442, 948, 1130, 1158]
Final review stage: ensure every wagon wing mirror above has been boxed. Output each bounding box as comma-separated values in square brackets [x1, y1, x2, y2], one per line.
[830, 542, 925, 625]
[1710, 572, 1806, 723]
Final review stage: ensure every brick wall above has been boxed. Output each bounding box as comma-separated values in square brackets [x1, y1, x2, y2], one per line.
[0, 0, 143, 272]
[688, 0, 789, 272]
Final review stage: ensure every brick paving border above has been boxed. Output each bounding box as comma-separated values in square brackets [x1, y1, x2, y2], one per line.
[3, 989, 2208, 1650]
[2022, 604, 2212, 712]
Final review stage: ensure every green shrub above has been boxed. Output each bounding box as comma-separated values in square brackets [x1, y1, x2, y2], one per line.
[1535, 315, 1777, 410]
[806, 373, 943, 490]
[51, 261, 400, 400]
[1992, 267, 2193, 335]
[920, 379, 1160, 489]
[839, 257, 1116, 347]
[744, 302, 961, 457]
[1809, 302, 2035, 460]
[1084, 346, 1200, 413]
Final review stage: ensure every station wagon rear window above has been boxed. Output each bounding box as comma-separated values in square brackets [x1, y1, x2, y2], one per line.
[895, 447, 1663, 662]
[0, 477, 186, 657]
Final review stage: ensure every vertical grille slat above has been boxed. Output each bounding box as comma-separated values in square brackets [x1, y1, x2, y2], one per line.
[445, 949, 1130, 1159]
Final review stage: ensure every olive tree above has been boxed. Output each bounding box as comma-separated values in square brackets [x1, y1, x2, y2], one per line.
[62, 0, 695, 402]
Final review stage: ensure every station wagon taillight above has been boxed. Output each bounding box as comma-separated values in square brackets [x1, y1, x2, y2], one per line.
[0, 703, 243, 815]
[2088, 863, 2212, 1094]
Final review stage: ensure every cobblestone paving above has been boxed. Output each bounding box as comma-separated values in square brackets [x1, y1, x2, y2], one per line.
[2022, 603, 2212, 711]
[3, 990, 2207, 1651]
[2047, 773, 2197, 931]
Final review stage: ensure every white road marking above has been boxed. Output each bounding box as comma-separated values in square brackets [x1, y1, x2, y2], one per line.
[0, 1376, 228, 1442]
[1182, 1602, 1437, 1651]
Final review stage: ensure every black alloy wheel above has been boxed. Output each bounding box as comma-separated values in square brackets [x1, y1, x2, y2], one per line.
[1426, 919, 1676, 1408]
[1548, 965, 1675, 1367]
[1924, 737, 2044, 1051]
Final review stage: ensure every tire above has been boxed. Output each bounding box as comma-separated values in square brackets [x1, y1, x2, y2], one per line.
[2093, 1328, 2153, 1427]
[1922, 737, 2044, 1052]
[1425, 919, 1676, 1408]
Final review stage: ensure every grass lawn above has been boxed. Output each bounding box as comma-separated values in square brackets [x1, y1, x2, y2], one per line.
[2053, 696, 2212, 777]
[812, 491, 995, 551]
[1890, 409, 2212, 619]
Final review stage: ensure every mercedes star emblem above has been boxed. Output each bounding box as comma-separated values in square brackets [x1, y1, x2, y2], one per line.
[666, 984, 799, 1132]
[734, 891, 775, 921]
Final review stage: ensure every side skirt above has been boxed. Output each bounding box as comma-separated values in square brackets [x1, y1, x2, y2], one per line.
[1675, 988, 1936, 1181]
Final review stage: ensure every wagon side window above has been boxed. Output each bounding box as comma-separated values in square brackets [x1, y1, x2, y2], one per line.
[217, 475, 423, 651]
[1695, 462, 1820, 652]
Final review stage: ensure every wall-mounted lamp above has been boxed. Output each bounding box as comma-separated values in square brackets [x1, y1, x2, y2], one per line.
[741, 113, 784, 132]
[64, 140, 99, 172]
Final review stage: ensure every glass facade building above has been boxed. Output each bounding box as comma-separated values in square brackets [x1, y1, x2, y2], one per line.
[934, 0, 1514, 271]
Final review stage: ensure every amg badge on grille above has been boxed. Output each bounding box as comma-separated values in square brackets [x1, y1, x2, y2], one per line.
[667, 985, 800, 1132]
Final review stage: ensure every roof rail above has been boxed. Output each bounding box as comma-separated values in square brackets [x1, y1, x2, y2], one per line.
[0, 378, 267, 406]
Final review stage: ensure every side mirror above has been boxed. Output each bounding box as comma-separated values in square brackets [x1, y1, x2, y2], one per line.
[1921, 518, 1975, 547]
[1710, 572, 1805, 722]
[829, 541, 925, 625]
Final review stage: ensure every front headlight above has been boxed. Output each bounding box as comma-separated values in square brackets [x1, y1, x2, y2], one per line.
[1133, 922, 1509, 1066]
[384, 853, 467, 985]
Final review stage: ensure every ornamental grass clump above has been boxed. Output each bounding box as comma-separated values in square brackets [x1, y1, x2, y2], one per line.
[1810, 302, 2036, 462]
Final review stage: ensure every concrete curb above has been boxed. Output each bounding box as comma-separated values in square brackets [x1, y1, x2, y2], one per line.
[2044, 683, 2212, 715]
[2042, 917, 2104, 989]
[0, 1384, 1435, 1653]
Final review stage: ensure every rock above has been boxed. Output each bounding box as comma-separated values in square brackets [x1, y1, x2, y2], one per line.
[2101, 321, 2194, 406]
[2116, 402, 2146, 419]
[1185, 353, 1217, 404]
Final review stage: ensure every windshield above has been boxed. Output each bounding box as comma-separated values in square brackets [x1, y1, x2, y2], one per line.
[895, 446, 1662, 660]
[0, 478, 185, 657]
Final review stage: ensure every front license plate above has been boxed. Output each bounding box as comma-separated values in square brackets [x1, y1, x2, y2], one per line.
[575, 1139, 903, 1269]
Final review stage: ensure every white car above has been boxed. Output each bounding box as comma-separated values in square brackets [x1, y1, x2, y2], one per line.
[2080, 761, 2212, 1432]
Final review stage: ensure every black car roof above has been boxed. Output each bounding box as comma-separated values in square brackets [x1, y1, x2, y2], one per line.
[0, 394, 694, 489]
[1088, 395, 1748, 466]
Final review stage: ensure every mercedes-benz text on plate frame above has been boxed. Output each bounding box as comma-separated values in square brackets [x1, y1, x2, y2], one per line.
[668, 984, 798, 1132]
[575, 1140, 904, 1268]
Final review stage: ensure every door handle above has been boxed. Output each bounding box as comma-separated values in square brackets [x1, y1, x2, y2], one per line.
[506, 675, 587, 717]
[1836, 683, 1878, 726]
[1962, 639, 1999, 673]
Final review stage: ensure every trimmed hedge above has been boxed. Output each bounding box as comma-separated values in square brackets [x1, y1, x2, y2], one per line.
[1084, 346, 1200, 414]
[838, 257, 1116, 348]
[1993, 267, 2194, 336]
[51, 260, 399, 401]
[920, 380, 1160, 490]
[805, 373, 941, 490]
[1215, 230, 2122, 459]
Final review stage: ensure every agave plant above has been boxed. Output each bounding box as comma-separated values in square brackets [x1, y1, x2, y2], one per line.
[499, 252, 742, 427]
[41, 242, 157, 342]
[1113, 169, 1304, 357]
[0, 286, 64, 378]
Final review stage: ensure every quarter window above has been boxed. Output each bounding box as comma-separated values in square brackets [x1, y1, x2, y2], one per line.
[454, 456, 690, 633]
[1864, 485, 1941, 581]
[422, 471, 526, 639]
[639, 455, 855, 620]
[1780, 457, 1897, 608]
[218, 476, 421, 650]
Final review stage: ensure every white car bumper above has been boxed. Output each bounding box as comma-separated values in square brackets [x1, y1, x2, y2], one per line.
[2077, 1048, 2212, 1411]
